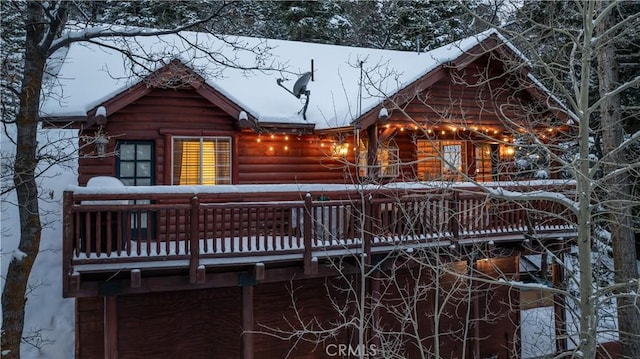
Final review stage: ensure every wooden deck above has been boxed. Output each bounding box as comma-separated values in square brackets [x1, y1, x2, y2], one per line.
[63, 182, 577, 297]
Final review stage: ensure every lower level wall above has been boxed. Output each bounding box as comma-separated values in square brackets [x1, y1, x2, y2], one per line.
[76, 259, 520, 358]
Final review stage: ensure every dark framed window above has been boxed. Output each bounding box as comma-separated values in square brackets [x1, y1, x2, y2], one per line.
[116, 141, 154, 186]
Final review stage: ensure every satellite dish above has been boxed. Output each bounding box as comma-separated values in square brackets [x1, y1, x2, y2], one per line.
[275, 71, 313, 121]
[292, 72, 312, 98]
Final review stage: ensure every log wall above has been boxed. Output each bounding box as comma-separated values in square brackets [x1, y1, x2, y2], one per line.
[75, 259, 522, 358]
[78, 88, 354, 186]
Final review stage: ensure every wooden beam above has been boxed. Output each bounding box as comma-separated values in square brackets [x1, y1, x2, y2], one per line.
[197, 265, 206, 284]
[242, 286, 254, 359]
[254, 263, 265, 281]
[130, 269, 141, 288]
[104, 296, 118, 359]
[70, 272, 81, 294]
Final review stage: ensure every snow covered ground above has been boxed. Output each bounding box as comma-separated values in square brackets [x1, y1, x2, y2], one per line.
[1, 128, 76, 358]
[521, 306, 555, 358]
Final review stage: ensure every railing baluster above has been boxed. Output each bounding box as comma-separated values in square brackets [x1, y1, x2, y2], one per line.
[203, 207, 209, 254]
[247, 207, 253, 252]
[106, 212, 112, 256]
[84, 212, 92, 257]
[212, 208, 218, 254]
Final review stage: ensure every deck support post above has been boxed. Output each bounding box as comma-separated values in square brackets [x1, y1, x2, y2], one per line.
[242, 286, 254, 359]
[189, 196, 200, 284]
[104, 296, 118, 359]
[552, 250, 567, 353]
[303, 193, 313, 274]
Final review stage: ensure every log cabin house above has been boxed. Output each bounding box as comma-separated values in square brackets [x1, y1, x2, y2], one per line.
[43, 29, 579, 358]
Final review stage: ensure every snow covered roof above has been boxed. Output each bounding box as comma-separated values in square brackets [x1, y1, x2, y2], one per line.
[40, 28, 520, 130]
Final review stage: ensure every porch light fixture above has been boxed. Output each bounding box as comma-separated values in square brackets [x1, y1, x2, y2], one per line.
[95, 131, 109, 157]
[378, 107, 389, 119]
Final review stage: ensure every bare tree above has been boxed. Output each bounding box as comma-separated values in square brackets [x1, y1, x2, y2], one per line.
[0, 2, 284, 357]
[250, 2, 639, 357]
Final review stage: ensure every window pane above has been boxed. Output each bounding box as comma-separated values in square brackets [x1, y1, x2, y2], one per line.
[215, 139, 231, 184]
[475, 144, 492, 182]
[377, 143, 398, 177]
[179, 140, 202, 185]
[120, 162, 135, 177]
[443, 145, 462, 173]
[201, 140, 216, 185]
[136, 144, 152, 160]
[137, 162, 151, 178]
[120, 144, 136, 160]
[417, 140, 441, 180]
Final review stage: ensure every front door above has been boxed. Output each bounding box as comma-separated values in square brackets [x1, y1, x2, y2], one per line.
[117, 141, 154, 240]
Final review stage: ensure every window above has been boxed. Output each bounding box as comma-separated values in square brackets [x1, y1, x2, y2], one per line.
[377, 142, 399, 177]
[172, 137, 231, 185]
[357, 140, 368, 178]
[475, 143, 493, 182]
[442, 143, 462, 174]
[416, 140, 466, 180]
[117, 141, 154, 186]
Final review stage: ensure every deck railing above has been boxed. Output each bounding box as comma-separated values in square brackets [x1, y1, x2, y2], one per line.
[63, 182, 577, 294]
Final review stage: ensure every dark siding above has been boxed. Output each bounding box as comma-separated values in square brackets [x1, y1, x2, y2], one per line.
[117, 287, 241, 359]
[78, 88, 357, 186]
[75, 258, 520, 358]
[76, 297, 105, 358]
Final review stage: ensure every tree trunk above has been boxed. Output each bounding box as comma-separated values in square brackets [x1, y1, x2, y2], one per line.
[597, 2, 640, 357]
[1, 3, 56, 358]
